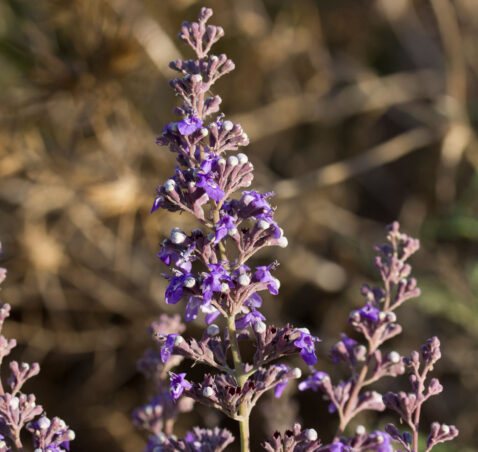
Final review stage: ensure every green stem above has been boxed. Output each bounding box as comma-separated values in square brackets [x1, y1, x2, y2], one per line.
[227, 315, 250, 452]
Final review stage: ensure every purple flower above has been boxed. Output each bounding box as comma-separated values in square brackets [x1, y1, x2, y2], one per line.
[235, 311, 265, 330]
[165, 272, 194, 304]
[327, 440, 351, 452]
[177, 117, 203, 135]
[161, 333, 179, 363]
[298, 371, 329, 392]
[358, 303, 380, 323]
[170, 372, 192, 400]
[197, 173, 225, 202]
[201, 263, 232, 302]
[273, 364, 290, 398]
[294, 329, 320, 365]
[369, 431, 393, 452]
[254, 265, 279, 295]
[215, 214, 237, 243]
[244, 292, 262, 309]
[158, 243, 195, 272]
[241, 190, 274, 213]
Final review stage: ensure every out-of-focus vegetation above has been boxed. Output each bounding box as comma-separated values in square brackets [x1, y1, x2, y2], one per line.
[0, 0, 477, 451]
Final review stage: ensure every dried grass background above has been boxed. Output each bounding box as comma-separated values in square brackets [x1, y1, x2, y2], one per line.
[0, 0, 477, 450]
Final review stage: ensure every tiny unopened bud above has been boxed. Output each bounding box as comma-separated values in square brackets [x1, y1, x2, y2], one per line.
[38, 417, 51, 430]
[292, 367, 302, 378]
[67, 430, 76, 440]
[297, 327, 310, 334]
[228, 227, 238, 236]
[253, 321, 266, 334]
[174, 336, 183, 346]
[220, 282, 229, 292]
[441, 424, 450, 434]
[388, 351, 401, 363]
[354, 345, 367, 361]
[355, 425, 366, 436]
[188, 181, 196, 188]
[379, 312, 386, 321]
[200, 128, 208, 137]
[207, 324, 220, 336]
[9, 397, 19, 410]
[164, 179, 176, 192]
[238, 274, 251, 286]
[156, 433, 166, 444]
[386, 312, 397, 323]
[184, 276, 196, 288]
[191, 74, 202, 83]
[243, 194, 254, 205]
[218, 158, 226, 166]
[223, 120, 233, 131]
[242, 132, 249, 141]
[305, 429, 317, 441]
[21, 362, 29, 370]
[227, 156, 239, 166]
[171, 229, 187, 244]
[272, 277, 281, 289]
[237, 153, 248, 164]
[257, 219, 269, 230]
[202, 386, 214, 397]
[278, 237, 288, 248]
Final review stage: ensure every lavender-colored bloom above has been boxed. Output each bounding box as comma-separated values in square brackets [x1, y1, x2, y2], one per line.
[369, 431, 393, 452]
[235, 311, 265, 330]
[197, 173, 225, 202]
[161, 334, 179, 363]
[177, 117, 203, 135]
[170, 372, 192, 400]
[294, 329, 320, 365]
[185, 296, 202, 322]
[165, 273, 194, 304]
[273, 365, 290, 398]
[254, 265, 279, 295]
[201, 263, 232, 302]
[244, 292, 262, 309]
[215, 214, 237, 243]
[158, 243, 195, 272]
[328, 440, 350, 452]
[358, 303, 380, 323]
[241, 190, 274, 212]
[298, 371, 329, 392]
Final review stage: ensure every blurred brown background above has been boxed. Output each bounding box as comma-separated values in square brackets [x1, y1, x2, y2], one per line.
[0, 0, 477, 450]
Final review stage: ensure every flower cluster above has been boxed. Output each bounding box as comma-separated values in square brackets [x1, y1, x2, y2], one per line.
[0, 244, 75, 451]
[134, 6, 459, 452]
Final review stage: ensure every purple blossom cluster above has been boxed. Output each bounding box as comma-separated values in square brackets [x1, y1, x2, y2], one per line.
[0, 244, 75, 452]
[134, 6, 459, 452]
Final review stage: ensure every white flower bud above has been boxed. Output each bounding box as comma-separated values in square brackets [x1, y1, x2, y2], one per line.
[253, 321, 266, 334]
[0, 442, 7, 449]
[297, 327, 310, 334]
[227, 155, 239, 166]
[200, 128, 208, 137]
[441, 425, 450, 434]
[209, 122, 217, 128]
[379, 312, 386, 321]
[305, 429, 318, 441]
[188, 181, 196, 188]
[238, 274, 251, 286]
[38, 417, 51, 430]
[223, 120, 233, 131]
[184, 276, 196, 288]
[191, 74, 203, 83]
[67, 430, 76, 440]
[242, 132, 249, 141]
[278, 237, 288, 248]
[388, 351, 401, 363]
[156, 432, 167, 444]
[243, 194, 254, 205]
[218, 158, 226, 166]
[174, 335, 183, 346]
[202, 386, 214, 397]
[145, 405, 153, 415]
[257, 219, 269, 230]
[207, 324, 220, 336]
[272, 277, 281, 289]
[164, 179, 176, 192]
[228, 227, 238, 236]
[292, 367, 302, 378]
[355, 425, 366, 435]
[9, 397, 19, 410]
[210, 55, 218, 62]
[220, 282, 229, 292]
[237, 153, 248, 164]
[171, 229, 187, 244]
[386, 312, 397, 323]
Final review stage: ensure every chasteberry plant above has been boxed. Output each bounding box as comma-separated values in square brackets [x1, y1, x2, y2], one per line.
[134, 7, 459, 452]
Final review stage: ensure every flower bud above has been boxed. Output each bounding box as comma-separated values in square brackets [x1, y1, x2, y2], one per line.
[174, 335, 183, 346]
[386, 312, 397, 323]
[220, 282, 229, 292]
[171, 228, 187, 244]
[237, 153, 248, 164]
[9, 397, 19, 410]
[305, 429, 317, 441]
[191, 74, 203, 83]
[200, 128, 208, 137]
[207, 324, 220, 336]
[388, 351, 401, 363]
[218, 158, 226, 166]
[202, 386, 214, 397]
[238, 274, 250, 286]
[253, 321, 266, 334]
[38, 417, 51, 430]
[164, 179, 176, 192]
[223, 120, 233, 131]
[441, 424, 450, 434]
[278, 237, 288, 248]
[184, 276, 196, 288]
[292, 367, 302, 378]
[227, 227, 238, 236]
[257, 219, 269, 230]
[355, 425, 366, 436]
[67, 430, 76, 440]
[227, 156, 239, 166]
